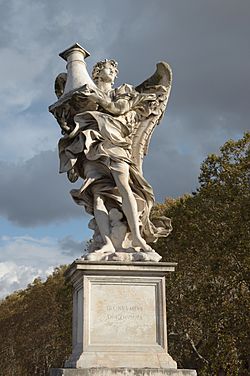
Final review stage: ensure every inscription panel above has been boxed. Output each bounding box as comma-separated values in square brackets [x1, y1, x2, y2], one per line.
[89, 282, 157, 346]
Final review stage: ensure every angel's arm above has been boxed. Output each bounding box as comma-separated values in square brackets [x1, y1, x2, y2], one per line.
[98, 97, 130, 115]
[88, 92, 156, 115]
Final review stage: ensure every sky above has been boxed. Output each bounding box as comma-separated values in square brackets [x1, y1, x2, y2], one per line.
[0, 0, 249, 298]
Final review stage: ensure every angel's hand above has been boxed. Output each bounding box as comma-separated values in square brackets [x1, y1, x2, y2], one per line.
[87, 93, 101, 103]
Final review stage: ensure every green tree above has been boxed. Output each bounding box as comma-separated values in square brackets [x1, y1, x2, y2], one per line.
[0, 266, 72, 376]
[155, 132, 250, 375]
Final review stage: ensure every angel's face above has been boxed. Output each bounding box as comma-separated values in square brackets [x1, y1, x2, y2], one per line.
[98, 63, 117, 84]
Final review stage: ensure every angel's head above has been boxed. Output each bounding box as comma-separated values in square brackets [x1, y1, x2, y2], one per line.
[92, 59, 118, 85]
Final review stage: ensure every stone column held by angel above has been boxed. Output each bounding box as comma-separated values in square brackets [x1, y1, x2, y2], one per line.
[49, 43, 173, 262]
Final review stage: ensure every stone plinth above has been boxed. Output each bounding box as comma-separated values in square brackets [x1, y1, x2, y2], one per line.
[50, 260, 196, 375]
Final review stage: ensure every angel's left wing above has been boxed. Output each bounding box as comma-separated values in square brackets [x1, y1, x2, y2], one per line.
[131, 62, 172, 173]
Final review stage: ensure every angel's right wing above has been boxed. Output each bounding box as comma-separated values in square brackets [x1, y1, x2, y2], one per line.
[131, 62, 172, 173]
[135, 61, 172, 93]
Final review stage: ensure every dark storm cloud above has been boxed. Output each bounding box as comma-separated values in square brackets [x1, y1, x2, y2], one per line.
[0, 0, 249, 225]
[101, 0, 250, 201]
[58, 236, 86, 256]
[0, 151, 83, 226]
[109, 0, 250, 128]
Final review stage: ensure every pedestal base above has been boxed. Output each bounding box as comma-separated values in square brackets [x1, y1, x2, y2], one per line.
[65, 261, 179, 369]
[50, 261, 196, 375]
[65, 351, 176, 369]
[50, 368, 197, 376]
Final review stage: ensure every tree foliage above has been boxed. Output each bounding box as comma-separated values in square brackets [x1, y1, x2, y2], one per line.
[154, 132, 250, 375]
[0, 266, 72, 376]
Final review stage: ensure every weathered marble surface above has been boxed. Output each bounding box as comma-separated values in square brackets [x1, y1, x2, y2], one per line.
[49, 43, 173, 261]
[50, 263, 196, 375]
[50, 368, 197, 376]
[63, 261, 177, 369]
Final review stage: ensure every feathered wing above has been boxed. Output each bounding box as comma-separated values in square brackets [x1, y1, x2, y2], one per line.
[54, 72, 67, 98]
[131, 62, 172, 173]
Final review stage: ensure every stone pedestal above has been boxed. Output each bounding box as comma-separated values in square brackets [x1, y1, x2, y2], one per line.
[50, 260, 196, 376]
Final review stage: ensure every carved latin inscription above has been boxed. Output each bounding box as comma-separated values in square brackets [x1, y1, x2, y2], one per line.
[89, 282, 157, 346]
[106, 304, 143, 321]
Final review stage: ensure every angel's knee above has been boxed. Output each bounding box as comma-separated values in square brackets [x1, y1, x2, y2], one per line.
[92, 190, 104, 209]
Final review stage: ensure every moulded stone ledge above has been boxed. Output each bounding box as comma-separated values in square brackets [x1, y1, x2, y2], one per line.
[49, 368, 197, 376]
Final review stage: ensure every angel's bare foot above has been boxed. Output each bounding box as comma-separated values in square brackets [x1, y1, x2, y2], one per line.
[132, 236, 152, 252]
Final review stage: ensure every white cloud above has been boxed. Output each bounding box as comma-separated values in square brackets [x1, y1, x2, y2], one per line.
[0, 234, 76, 298]
[0, 235, 71, 267]
[0, 261, 45, 299]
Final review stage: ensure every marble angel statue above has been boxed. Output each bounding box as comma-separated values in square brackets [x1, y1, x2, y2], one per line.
[49, 43, 173, 262]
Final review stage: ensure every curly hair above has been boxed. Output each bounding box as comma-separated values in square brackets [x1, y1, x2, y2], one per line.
[92, 59, 119, 83]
